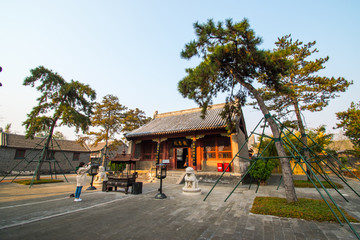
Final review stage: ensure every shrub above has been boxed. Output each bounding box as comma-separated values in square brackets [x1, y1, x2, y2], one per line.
[249, 159, 277, 184]
[108, 162, 125, 172]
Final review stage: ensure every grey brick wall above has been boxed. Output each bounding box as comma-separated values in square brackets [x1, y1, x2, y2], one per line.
[0, 147, 90, 175]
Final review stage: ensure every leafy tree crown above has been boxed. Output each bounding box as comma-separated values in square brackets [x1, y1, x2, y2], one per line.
[23, 66, 96, 138]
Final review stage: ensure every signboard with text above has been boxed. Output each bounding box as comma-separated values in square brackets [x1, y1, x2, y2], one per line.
[173, 138, 191, 147]
[162, 159, 170, 164]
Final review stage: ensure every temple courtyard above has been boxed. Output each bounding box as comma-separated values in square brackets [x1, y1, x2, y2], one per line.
[0, 175, 360, 240]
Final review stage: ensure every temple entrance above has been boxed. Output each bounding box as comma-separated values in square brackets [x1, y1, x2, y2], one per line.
[175, 148, 189, 169]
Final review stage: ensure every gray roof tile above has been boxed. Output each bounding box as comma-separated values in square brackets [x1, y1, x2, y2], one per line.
[126, 104, 228, 138]
[0, 133, 90, 152]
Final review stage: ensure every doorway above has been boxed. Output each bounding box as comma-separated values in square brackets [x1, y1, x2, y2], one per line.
[176, 148, 189, 169]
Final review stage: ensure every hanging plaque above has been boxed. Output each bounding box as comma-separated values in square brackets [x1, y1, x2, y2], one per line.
[173, 138, 191, 147]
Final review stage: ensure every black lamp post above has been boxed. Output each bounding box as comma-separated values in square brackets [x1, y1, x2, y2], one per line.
[155, 163, 167, 199]
[87, 163, 99, 190]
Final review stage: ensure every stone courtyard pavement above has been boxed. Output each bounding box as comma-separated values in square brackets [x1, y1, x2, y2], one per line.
[0, 175, 359, 240]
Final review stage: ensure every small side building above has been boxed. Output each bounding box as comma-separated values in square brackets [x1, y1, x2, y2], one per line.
[0, 132, 90, 175]
[89, 141, 128, 167]
[125, 103, 249, 173]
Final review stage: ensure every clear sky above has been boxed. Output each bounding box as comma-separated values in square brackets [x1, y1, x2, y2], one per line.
[0, 0, 359, 140]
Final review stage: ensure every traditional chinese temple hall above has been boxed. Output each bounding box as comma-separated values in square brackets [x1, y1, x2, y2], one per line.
[125, 104, 249, 173]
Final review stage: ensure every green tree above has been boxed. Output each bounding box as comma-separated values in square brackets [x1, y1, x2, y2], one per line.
[256, 126, 333, 156]
[35, 130, 66, 139]
[252, 126, 333, 181]
[336, 101, 360, 153]
[122, 108, 152, 132]
[86, 94, 127, 166]
[23, 66, 96, 179]
[83, 94, 151, 166]
[0, 123, 12, 133]
[178, 18, 298, 203]
[306, 125, 334, 154]
[254, 137, 279, 160]
[256, 35, 352, 179]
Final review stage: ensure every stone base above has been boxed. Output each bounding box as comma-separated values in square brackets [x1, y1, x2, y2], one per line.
[182, 187, 201, 195]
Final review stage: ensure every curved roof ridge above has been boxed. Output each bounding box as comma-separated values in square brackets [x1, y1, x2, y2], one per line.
[156, 103, 225, 119]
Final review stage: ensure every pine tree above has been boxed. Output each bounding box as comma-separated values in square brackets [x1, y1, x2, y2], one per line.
[179, 19, 298, 203]
[336, 101, 360, 153]
[84, 95, 151, 166]
[87, 94, 126, 166]
[23, 66, 96, 180]
[256, 35, 352, 179]
[122, 108, 152, 133]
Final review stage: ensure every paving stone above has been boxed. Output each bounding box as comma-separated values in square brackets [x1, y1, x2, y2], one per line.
[293, 232, 306, 240]
[263, 225, 275, 240]
[0, 175, 359, 239]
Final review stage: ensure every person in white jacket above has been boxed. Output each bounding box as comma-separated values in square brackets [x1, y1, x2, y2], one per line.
[74, 162, 91, 202]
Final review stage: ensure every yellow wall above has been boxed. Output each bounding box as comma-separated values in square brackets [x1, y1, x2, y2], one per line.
[273, 160, 332, 175]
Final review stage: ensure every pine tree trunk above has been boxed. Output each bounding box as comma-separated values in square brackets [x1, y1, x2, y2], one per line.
[35, 121, 56, 180]
[102, 144, 108, 167]
[235, 116, 250, 175]
[293, 99, 313, 180]
[102, 127, 110, 167]
[243, 82, 298, 203]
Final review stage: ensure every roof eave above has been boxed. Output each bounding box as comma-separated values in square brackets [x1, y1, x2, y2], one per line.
[126, 125, 227, 140]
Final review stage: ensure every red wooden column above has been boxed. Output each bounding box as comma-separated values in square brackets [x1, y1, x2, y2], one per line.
[190, 135, 205, 171]
[191, 136, 197, 170]
[152, 137, 168, 164]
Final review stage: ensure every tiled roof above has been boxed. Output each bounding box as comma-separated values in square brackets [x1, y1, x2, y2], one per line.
[88, 142, 107, 152]
[0, 133, 90, 152]
[126, 103, 228, 139]
[88, 141, 128, 152]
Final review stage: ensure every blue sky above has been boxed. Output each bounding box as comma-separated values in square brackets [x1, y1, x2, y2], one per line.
[0, 0, 359, 140]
